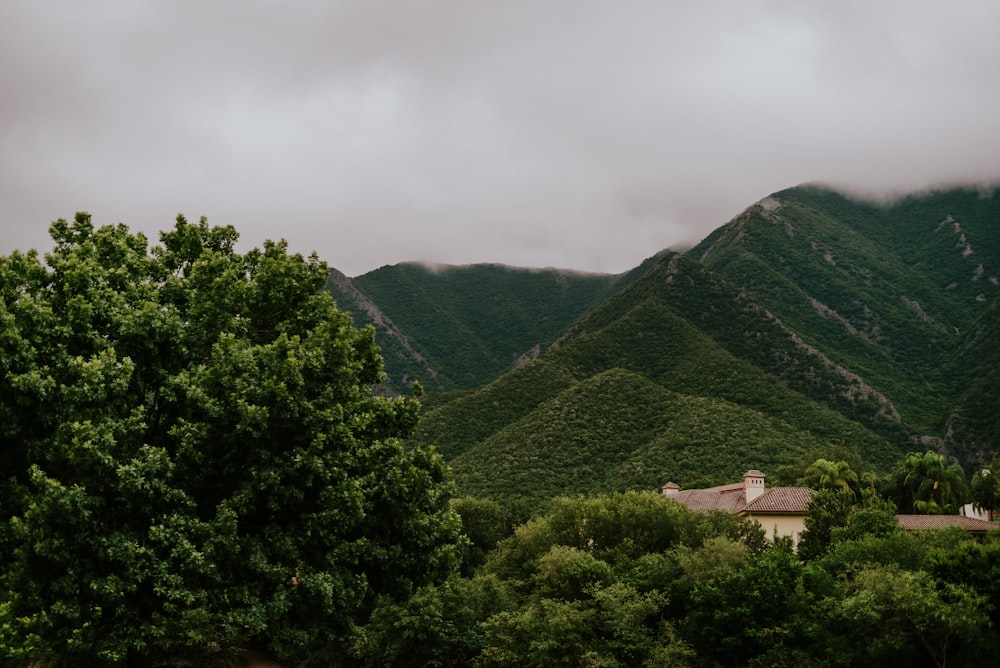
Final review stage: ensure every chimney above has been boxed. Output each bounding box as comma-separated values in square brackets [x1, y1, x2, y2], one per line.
[661, 481, 680, 496]
[743, 470, 766, 502]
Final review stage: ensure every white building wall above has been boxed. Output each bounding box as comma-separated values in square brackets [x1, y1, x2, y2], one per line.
[746, 514, 807, 546]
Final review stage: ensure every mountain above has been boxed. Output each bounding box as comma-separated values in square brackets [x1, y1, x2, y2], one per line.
[325, 184, 999, 506]
[410, 249, 908, 505]
[691, 185, 1000, 459]
[327, 255, 664, 393]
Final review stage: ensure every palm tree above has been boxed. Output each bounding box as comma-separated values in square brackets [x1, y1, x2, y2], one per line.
[970, 458, 1000, 520]
[803, 459, 859, 496]
[888, 451, 968, 514]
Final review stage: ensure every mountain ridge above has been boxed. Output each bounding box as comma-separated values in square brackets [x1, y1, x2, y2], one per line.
[327, 252, 667, 393]
[325, 184, 999, 503]
[410, 249, 908, 504]
[689, 185, 999, 440]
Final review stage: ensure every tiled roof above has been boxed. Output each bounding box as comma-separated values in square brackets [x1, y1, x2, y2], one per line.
[699, 482, 745, 493]
[743, 487, 813, 514]
[670, 486, 746, 513]
[668, 483, 812, 515]
[896, 515, 999, 532]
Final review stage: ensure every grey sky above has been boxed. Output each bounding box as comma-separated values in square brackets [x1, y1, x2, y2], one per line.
[3, 1, 999, 276]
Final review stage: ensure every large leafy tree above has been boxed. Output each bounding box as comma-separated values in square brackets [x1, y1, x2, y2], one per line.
[0, 214, 462, 666]
[884, 450, 968, 515]
[835, 565, 987, 668]
[970, 458, 1000, 519]
[802, 458, 860, 496]
[797, 488, 856, 561]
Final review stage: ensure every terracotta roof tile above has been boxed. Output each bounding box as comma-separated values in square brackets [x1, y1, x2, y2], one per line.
[743, 487, 812, 514]
[670, 487, 746, 513]
[896, 515, 999, 532]
[702, 482, 746, 493]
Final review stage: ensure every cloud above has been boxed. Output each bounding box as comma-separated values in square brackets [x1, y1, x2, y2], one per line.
[3, 0, 1000, 275]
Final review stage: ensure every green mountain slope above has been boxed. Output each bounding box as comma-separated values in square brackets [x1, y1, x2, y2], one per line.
[412, 252, 906, 505]
[327, 256, 663, 393]
[690, 185, 1000, 450]
[947, 298, 1000, 463]
[318, 184, 1000, 505]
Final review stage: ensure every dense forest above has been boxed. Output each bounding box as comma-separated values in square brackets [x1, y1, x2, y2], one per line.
[332, 185, 1000, 505]
[362, 485, 1000, 668]
[326, 254, 665, 393]
[0, 217, 459, 666]
[3, 184, 1000, 665]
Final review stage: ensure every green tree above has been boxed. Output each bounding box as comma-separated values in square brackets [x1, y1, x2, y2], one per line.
[683, 545, 808, 665]
[885, 450, 968, 514]
[450, 496, 510, 574]
[797, 488, 855, 561]
[970, 460, 1000, 518]
[835, 565, 988, 668]
[927, 538, 1000, 637]
[828, 491, 900, 543]
[802, 458, 859, 496]
[476, 582, 669, 667]
[483, 491, 765, 585]
[0, 214, 462, 666]
[531, 546, 614, 601]
[352, 574, 513, 667]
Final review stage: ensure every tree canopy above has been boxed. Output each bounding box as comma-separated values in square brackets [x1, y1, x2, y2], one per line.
[971, 459, 1000, 517]
[351, 489, 1000, 667]
[885, 450, 969, 515]
[0, 214, 462, 666]
[802, 458, 860, 496]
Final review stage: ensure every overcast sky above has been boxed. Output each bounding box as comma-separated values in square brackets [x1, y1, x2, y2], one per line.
[3, 1, 999, 276]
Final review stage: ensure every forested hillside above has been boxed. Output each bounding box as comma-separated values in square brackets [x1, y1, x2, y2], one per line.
[5, 189, 999, 665]
[411, 251, 906, 506]
[402, 185, 999, 506]
[327, 255, 663, 393]
[691, 186, 1000, 463]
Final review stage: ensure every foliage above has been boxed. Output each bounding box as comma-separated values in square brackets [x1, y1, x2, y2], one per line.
[532, 546, 614, 601]
[328, 259, 659, 393]
[927, 536, 1000, 631]
[476, 582, 670, 667]
[414, 252, 905, 506]
[970, 459, 1000, 515]
[450, 496, 513, 574]
[798, 488, 856, 561]
[683, 545, 809, 665]
[885, 450, 969, 514]
[819, 529, 926, 576]
[798, 484, 901, 562]
[835, 565, 988, 668]
[828, 492, 901, 543]
[0, 215, 462, 665]
[383, 481, 999, 665]
[351, 574, 513, 667]
[802, 459, 860, 496]
[476, 492, 763, 666]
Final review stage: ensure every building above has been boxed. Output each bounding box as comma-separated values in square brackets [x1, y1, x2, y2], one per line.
[662, 471, 1000, 546]
[662, 470, 812, 545]
[897, 514, 999, 537]
[961, 503, 996, 522]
